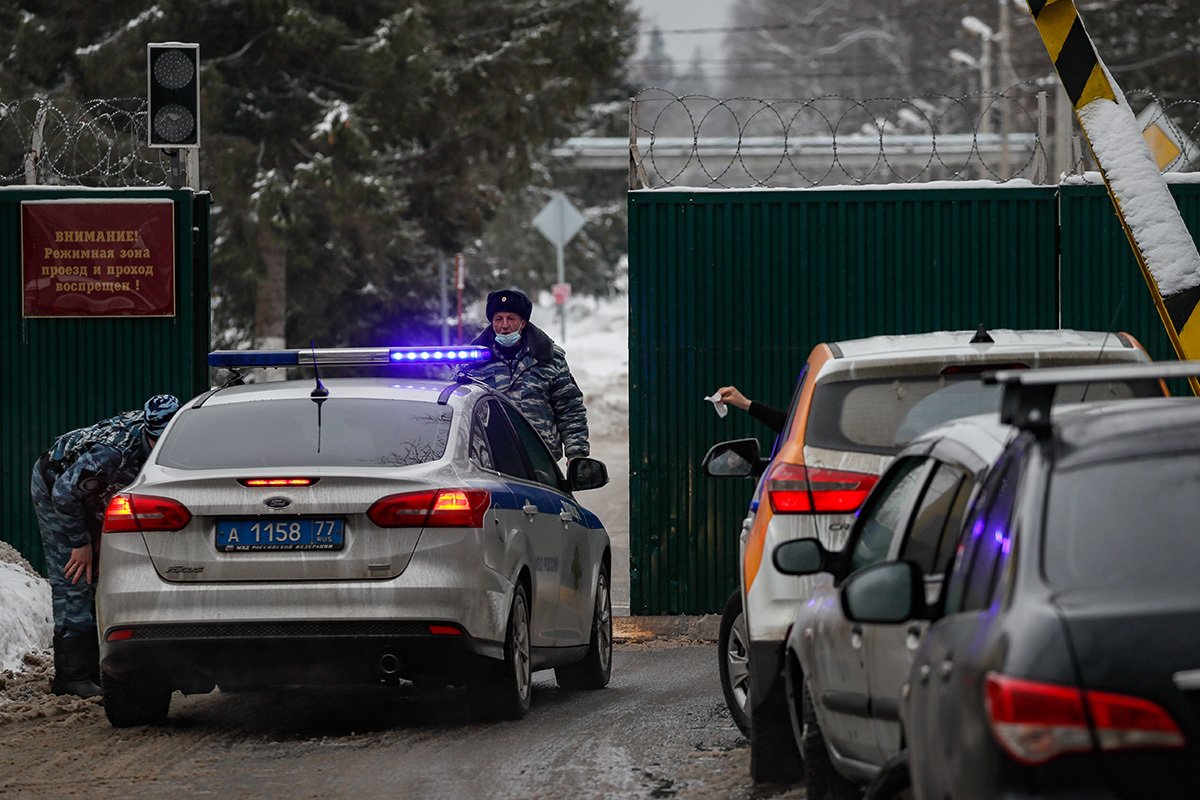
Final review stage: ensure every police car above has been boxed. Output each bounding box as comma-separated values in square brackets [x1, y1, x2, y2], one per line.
[95, 346, 613, 727]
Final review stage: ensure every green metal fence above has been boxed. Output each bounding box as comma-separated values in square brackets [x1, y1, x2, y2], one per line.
[628, 182, 1195, 614]
[1, 187, 211, 573]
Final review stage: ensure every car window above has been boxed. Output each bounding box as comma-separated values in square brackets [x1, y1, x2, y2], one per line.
[848, 456, 929, 574]
[943, 441, 1026, 614]
[157, 399, 451, 469]
[500, 405, 562, 488]
[807, 373, 1159, 457]
[776, 363, 810, 457]
[1044, 449, 1200, 591]
[473, 400, 530, 479]
[900, 462, 970, 575]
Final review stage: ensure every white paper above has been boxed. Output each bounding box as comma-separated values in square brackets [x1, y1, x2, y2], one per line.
[704, 392, 729, 418]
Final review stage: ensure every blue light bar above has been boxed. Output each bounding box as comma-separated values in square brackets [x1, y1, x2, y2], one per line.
[208, 350, 301, 367]
[389, 346, 492, 363]
[209, 346, 492, 369]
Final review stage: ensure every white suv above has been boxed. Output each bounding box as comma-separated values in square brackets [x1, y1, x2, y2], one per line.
[703, 327, 1155, 785]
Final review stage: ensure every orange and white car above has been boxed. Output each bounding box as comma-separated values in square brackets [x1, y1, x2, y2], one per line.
[703, 327, 1155, 785]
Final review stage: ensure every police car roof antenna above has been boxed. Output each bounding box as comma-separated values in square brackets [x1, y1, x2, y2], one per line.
[310, 341, 328, 453]
[1082, 294, 1127, 403]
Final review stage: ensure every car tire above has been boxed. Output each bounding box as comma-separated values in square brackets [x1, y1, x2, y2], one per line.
[555, 565, 613, 689]
[864, 749, 912, 800]
[802, 681, 862, 800]
[782, 646, 805, 753]
[717, 590, 751, 737]
[102, 673, 171, 728]
[472, 582, 532, 720]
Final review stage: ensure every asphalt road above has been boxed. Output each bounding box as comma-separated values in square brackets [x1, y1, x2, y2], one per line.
[0, 639, 806, 800]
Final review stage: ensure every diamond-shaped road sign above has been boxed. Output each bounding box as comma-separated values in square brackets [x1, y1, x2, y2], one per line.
[533, 192, 586, 248]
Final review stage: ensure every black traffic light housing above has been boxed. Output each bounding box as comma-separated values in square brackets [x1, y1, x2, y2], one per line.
[147, 42, 200, 148]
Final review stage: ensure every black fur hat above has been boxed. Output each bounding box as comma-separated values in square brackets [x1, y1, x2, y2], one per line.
[486, 289, 533, 321]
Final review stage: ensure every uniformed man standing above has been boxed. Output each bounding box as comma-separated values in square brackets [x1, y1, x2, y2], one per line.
[467, 289, 590, 460]
[31, 394, 181, 697]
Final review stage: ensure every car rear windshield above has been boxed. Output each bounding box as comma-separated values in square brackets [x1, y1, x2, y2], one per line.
[806, 375, 1156, 455]
[1044, 451, 1200, 590]
[155, 399, 453, 469]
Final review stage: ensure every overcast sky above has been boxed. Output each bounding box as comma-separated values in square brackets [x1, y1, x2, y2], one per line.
[633, 0, 734, 64]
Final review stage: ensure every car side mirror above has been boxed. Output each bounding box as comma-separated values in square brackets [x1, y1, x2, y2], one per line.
[702, 438, 768, 478]
[772, 538, 830, 576]
[840, 560, 927, 624]
[567, 457, 609, 491]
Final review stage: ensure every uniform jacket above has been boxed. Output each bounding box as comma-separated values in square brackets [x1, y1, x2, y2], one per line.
[36, 411, 152, 547]
[468, 322, 590, 459]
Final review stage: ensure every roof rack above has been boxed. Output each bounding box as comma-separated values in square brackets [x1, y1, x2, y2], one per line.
[208, 346, 492, 368]
[985, 360, 1200, 434]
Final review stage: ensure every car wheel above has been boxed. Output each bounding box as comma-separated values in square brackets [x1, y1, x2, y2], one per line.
[802, 680, 862, 800]
[782, 647, 805, 752]
[555, 565, 613, 689]
[473, 583, 532, 720]
[864, 749, 912, 800]
[102, 673, 171, 728]
[717, 590, 751, 736]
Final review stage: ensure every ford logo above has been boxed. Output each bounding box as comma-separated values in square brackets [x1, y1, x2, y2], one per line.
[264, 496, 292, 509]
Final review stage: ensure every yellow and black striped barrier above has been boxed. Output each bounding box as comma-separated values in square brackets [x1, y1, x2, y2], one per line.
[1027, 0, 1200, 391]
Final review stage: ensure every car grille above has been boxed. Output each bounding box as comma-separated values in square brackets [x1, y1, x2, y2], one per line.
[127, 621, 433, 639]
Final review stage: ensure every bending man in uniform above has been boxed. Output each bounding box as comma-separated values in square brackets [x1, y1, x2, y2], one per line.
[31, 394, 181, 697]
[466, 289, 589, 460]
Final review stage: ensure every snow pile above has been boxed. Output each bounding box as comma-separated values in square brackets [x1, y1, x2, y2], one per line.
[0, 541, 52, 673]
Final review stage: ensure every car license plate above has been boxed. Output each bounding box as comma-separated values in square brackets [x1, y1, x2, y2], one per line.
[216, 519, 344, 552]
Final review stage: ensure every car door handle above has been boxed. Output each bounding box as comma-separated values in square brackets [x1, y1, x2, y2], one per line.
[558, 510, 573, 526]
[940, 658, 954, 681]
[522, 502, 538, 516]
[851, 625, 864, 649]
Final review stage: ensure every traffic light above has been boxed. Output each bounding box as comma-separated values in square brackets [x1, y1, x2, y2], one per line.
[147, 43, 199, 148]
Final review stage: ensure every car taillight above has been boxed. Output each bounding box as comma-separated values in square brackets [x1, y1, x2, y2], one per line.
[367, 489, 490, 528]
[765, 462, 878, 514]
[102, 493, 192, 533]
[985, 672, 1185, 765]
[239, 477, 317, 487]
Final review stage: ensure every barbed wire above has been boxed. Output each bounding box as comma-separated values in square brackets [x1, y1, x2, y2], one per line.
[5, 91, 1199, 191]
[629, 86, 1200, 189]
[0, 97, 172, 187]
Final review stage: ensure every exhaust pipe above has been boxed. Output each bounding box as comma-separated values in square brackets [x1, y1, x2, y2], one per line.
[378, 652, 401, 677]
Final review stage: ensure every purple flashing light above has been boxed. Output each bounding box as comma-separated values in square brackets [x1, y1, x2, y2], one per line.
[388, 346, 491, 363]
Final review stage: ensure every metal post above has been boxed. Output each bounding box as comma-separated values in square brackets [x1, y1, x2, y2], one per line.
[556, 240, 566, 343]
[998, 0, 1011, 177]
[1036, 91, 1048, 184]
[186, 148, 200, 189]
[439, 253, 449, 345]
[1054, 83, 1073, 179]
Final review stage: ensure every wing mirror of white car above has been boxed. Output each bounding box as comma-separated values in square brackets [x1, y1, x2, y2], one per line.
[839, 560, 927, 624]
[568, 457, 609, 491]
[702, 438, 769, 478]
[772, 538, 830, 576]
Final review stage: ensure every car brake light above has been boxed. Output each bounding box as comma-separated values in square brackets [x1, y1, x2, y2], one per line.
[367, 489, 490, 528]
[428, 624, 463, 636]
[239, 477, 317, 487]
[102, 493, 192, 533]
[765, 462, 877, 514]
[985, 672, 1185, 765]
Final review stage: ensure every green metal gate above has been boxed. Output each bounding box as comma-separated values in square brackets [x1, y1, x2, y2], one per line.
[1, 187, 211, 572]
[628, 182, 1193, 614]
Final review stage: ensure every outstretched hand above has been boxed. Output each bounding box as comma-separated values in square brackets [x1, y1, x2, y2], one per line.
[716, 386, 752, 411]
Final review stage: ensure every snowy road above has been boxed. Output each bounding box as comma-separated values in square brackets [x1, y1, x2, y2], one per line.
[0, 639, 805, 800]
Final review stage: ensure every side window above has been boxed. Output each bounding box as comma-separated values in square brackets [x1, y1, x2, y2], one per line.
[900, 462, 968, 575]
[775, 363, 810, 458]
[469, 415, 495, 471]
[477, 401, 531, 480]
[848, 456, 929, 574]
[500, 405, 562, 488]
[943, 443, 1025, 614]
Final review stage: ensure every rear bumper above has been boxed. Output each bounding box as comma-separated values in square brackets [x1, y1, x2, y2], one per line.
[100, 620, 499, 691]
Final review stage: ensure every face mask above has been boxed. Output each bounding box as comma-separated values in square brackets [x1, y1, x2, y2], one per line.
[494, 331, 522, 347]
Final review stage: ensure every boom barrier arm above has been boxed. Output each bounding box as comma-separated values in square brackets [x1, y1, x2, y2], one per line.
[1027, 0, 1200, 393]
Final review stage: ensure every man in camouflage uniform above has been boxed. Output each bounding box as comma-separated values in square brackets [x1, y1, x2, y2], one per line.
[30, 394, 181, 697]
[466, 289, 589, 460]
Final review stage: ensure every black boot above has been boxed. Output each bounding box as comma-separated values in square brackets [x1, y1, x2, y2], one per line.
[84, 629, 101, 685]
[51, 634, 102, 698]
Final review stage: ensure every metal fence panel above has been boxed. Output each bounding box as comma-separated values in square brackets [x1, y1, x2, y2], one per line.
[628, 185, 1059, 614]
[1, 187, 210, 572]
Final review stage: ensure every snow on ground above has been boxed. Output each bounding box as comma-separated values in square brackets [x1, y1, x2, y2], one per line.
[0, 292, 632, 693]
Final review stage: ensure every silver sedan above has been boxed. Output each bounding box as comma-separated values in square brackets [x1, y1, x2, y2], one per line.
[96, 352, 612, 727]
